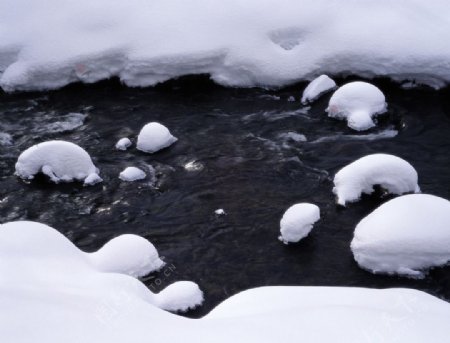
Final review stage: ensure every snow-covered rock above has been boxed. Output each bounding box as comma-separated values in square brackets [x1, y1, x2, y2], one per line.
[351, 194, 450, 278]
[119, 167, 146, 182]
[279, 203, 320, 244]
[88, 234, 164, 277]
[333, 154, 420, 206]
[326, 82, 387, 131]
[155, 281, 204, 313]
[215, 208, 226, 216]
[1, 1, 450, 92]
[115, 137, 132, 151]
[301, 75, 336, 104]
[137, 122, 177, 154]
[15, 140, 102, 186]
[1, 220, 450, 342]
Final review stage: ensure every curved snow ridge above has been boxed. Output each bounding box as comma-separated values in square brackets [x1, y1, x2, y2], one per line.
[351, 194, 450, 278]
[1, 0, 450, 92]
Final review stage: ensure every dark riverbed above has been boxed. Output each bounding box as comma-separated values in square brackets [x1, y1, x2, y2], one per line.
[0, 76, 449, 317]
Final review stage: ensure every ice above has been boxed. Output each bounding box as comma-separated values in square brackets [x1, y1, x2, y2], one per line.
[119, 167, 146, 182]
[333, 154, 420, 206]
[279, 203, 320, 244]
[137, 122, 178, 154]
[15, 140, 102, 186]
[115, 137, 132, 151]
[2, 220, 450, 342]
[351, 194, 450, 278]
[1, 1, 450, 92]
[326, 82, 387, 131]
[301, 75, 336, 104]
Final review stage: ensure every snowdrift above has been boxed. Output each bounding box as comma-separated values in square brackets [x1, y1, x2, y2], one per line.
[1, 220, 450, 342]
[1, 0, 450, 92]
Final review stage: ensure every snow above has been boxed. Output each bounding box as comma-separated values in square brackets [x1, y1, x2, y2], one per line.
[1, 220, 450, 342]
[88, 234, 164, 277]
[279, 203, 320, 244]
[214, 209, 226, 216]
[333, 154, 420, 206]
[301, 75, 336, 104]
[351, 194, 450, 278]
[326, 82, 387, 131]
[136, 122, 177, 154]
[115, 137, 132, 151]
[119, 167, 146, 182]
[1, 1, 450, 92]
[15, 140, 102, 186]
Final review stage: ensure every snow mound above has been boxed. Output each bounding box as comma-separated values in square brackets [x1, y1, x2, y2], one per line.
[137, 122, 177, 154]
[301, 75, 336, 104]
[1, 220, 450, 342]
[215, 208, 226, 216]
[15, 140, 102, 186]
[1, 1, 450, 92]
[351, 194, 450, 278]
[326, 82, 387, 131]
[279, 203, 320, 244]
[333, 154, 420, 206]
[115, 137, 132, 151]
[119, 167, 146, 182]
[89, 234, 164, 277]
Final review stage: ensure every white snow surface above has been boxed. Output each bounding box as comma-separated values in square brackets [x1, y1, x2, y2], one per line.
[15, 140, 102, 186]
[326, 82, 387, 131]
[1, 221, 449, 343]
[1, 1, 450, 92]
[351, 194, 450, 278]
[119, 166, 146, 182]
[137, 122, 177, 154]
[279, 203, 320, 244]
[301, 74, 336, 104]
[115, 137, 132, 151]
[333, 154, 420, 206]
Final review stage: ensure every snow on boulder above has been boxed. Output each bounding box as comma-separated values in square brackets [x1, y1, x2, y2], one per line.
[279, 203, 320, 244]
[119, 166, 146, 182]
[326, 82, 387, 131]
[333, 154, 420, 206]
[301, 75, 336, 104]
[351, 194, 450, 278]
[15, 140, 102, 186]
[155, 281, 204, 313]
[88, 234, 165, 277]
[137, 122, 177, 154]
[115, 137, 132, 151]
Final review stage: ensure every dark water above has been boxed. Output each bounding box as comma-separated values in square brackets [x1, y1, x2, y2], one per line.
[0, 77, 449, 318]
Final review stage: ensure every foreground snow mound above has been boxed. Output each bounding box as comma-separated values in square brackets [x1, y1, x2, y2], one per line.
[89, 234, 164, 277]
[279, 203, 320, 244]
[333, 154, 420, 206]
[301, 75, 336, 104]
[119, 167, 147, 182]
[15, 140, 102, 186]
[137, 122, 177, 154]
[351, 194, 450, 278]
[1, 220, 450, 342]
[1, 1, 450, 92]
[326, 82, 387, 131]
[115, 137, 132, 151]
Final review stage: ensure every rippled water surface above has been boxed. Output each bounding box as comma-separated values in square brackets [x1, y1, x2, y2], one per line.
[0, 77, 449, 317]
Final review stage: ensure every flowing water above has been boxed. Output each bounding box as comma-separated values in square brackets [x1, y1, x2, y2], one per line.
[0, 77, 449, 317]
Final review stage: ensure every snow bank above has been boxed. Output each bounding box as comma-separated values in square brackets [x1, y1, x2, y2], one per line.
[351, 194, 450, 278]
[326, 82, 387, 131]
[15, 140, 102, 186]
[1, 1, 450, 92]
[1, 220, 450, 342]
[279, 203, 320, 244]
[333, 154, 420, 206]
[115, 137, 132, 151]
[119, 167, 146, 182]
[137, 122, 177, 154]
[89, 234, 164, 277]
[301, 75, 336, 104]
